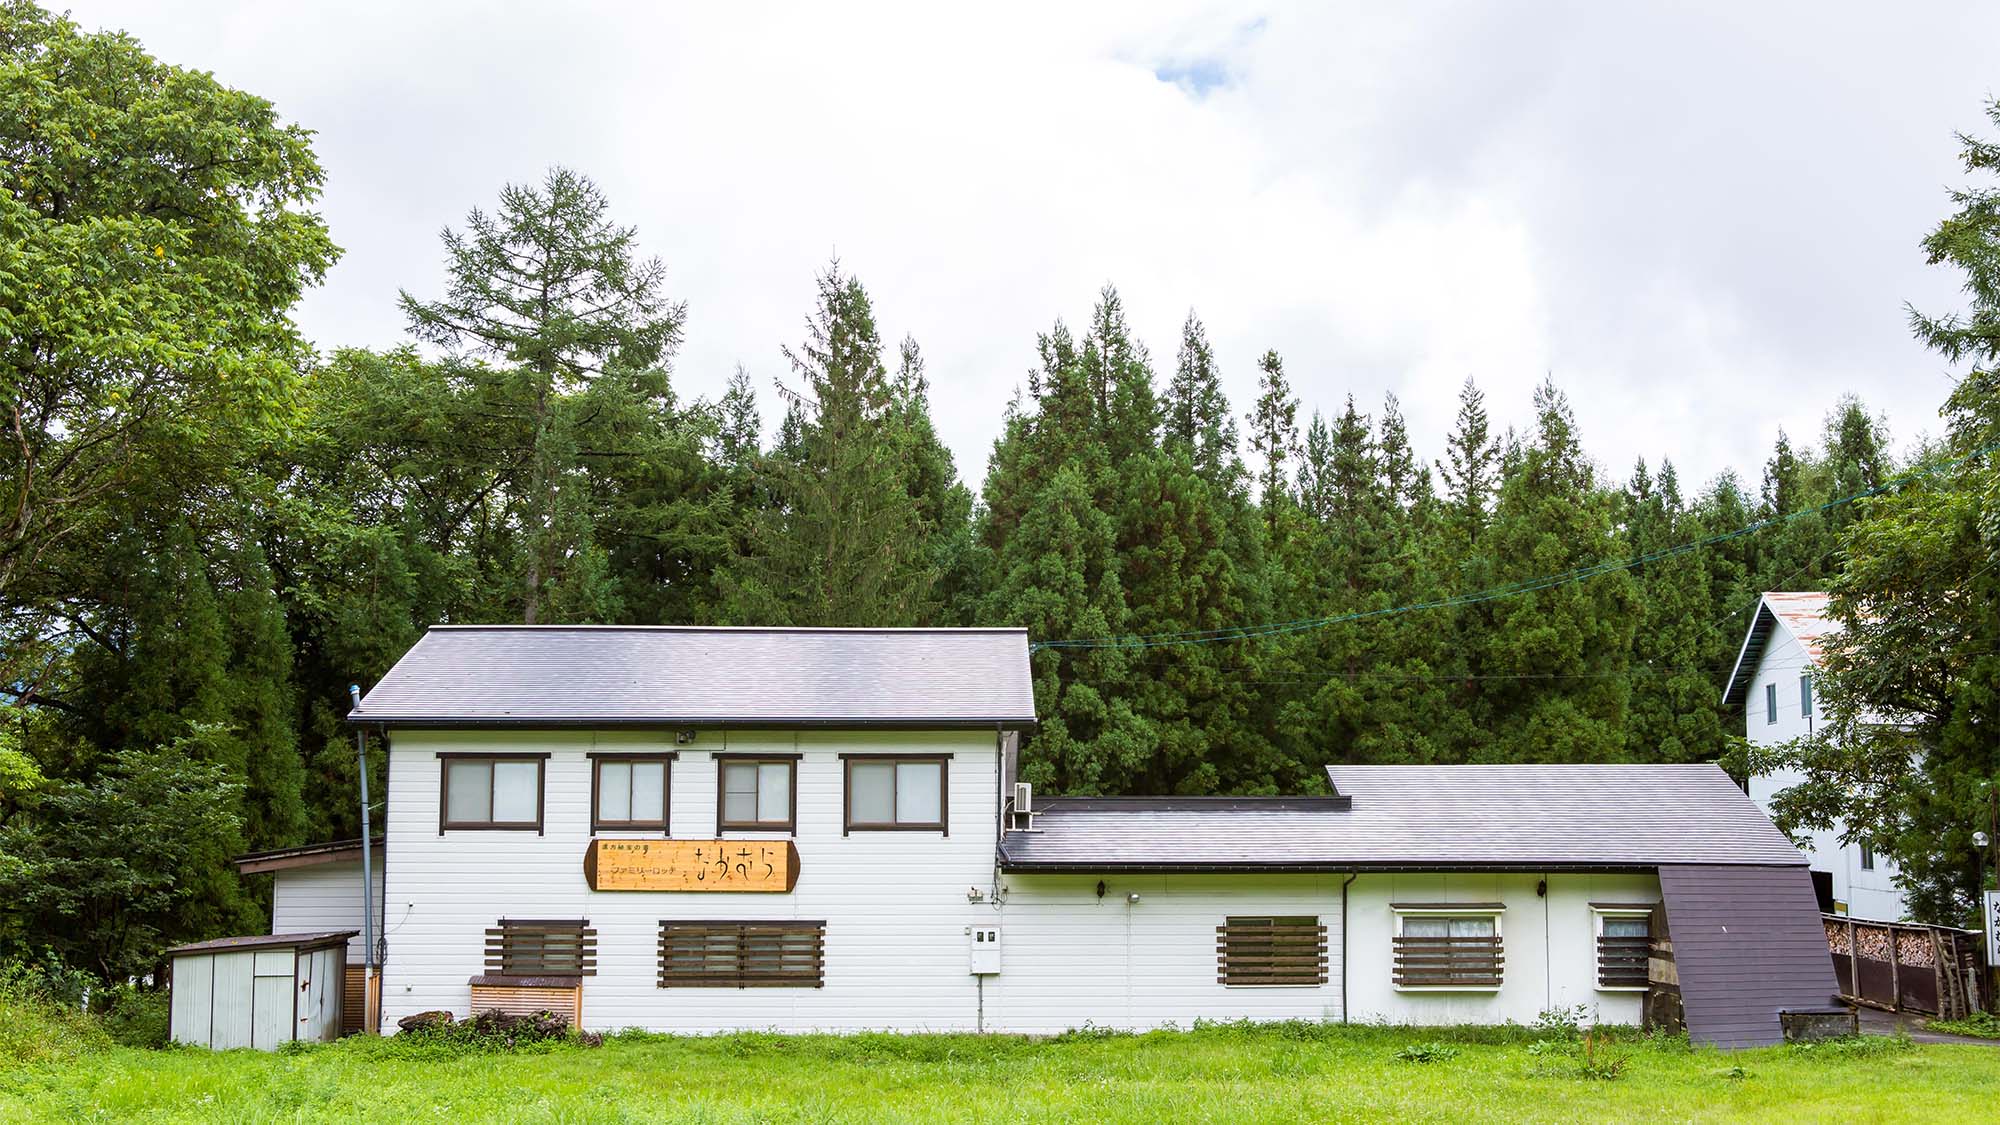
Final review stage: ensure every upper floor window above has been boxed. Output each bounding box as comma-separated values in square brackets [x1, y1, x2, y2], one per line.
[1765, 682, 1778, 725]
[718, 755, 797, 833]
[842, 755, 948, 833]
[591, 753, 674, 833]
[440, 753, 547, 833]
[1859, 842, 1875, 871]
[1800, 672, 1814, 718]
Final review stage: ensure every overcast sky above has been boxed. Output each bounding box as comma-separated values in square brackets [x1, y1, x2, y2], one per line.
[67, 1, 2000, 494]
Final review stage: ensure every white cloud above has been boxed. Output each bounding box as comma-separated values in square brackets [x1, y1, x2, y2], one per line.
[62, 0, 2000, 494]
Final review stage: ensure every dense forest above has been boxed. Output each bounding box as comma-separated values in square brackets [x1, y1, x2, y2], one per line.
[3, 3, 1997, 981]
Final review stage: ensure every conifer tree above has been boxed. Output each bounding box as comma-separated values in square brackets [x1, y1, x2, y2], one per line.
[399, 167, 691, 624]
[1247, 350, 1300, 533]
[1165, 312, 1239, 480]
[722, 265, 937, 626]
[1439, 377, 1498, 545]
[1477, 379, 1637, 762]
[1622, 458, 1724, 762]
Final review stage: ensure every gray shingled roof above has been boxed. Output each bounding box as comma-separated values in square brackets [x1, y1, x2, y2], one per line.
[350, 626, 1036, 728]
[998, 764, 1805, 870]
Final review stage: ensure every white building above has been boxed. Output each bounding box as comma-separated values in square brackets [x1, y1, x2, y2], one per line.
[233, 625, 1837, 1048]
[1723, 592, 1907, 922]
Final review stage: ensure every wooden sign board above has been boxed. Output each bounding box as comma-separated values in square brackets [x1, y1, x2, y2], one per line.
[584, 839, 800, 893]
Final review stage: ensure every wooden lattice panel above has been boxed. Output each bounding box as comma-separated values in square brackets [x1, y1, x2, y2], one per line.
[1216, 920, 1328, 986]
[469, 983, 581, 1025]
[657, 921, 826, 988]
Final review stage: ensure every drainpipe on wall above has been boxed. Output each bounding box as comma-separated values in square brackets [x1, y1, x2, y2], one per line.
[1340, 873, 1358, 1024]
[348, 684, 376, 1034]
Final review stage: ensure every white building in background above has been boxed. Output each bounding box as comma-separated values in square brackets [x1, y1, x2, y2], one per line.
[1723, 592, 1907, 921]
[226, 624, 1835, 1048]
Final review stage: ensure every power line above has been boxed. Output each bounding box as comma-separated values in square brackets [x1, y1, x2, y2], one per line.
[1030, 438, 2000, 654]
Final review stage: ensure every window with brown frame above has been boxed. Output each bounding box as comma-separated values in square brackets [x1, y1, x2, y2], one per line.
[841, 754, 948, 834]
[716, 755, 798, 833]
[590, 752, 675, 833]
[657, 920, 824, 988]
[1217, 916, 1327, 986]
[439, 754, 547, 833]
[486, 918, 597, 976]
[1393, 911, 1503, 988]
[1595, 911, 1651, 990]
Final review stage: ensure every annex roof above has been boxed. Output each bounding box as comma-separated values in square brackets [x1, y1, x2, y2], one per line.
[234, 837, 383, 875]
[997, 764, 1804, 872]
[1721, 592, 1837, 709]
[163, 931, 358, 957]
[348, 626, 1037, 730]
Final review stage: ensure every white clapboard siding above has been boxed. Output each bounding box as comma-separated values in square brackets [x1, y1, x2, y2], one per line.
[988, 874, 1345, 1032]
[1744, 620, 1903, 921]
[1343, 871, 1659, 1027]
[271, 859, 385, 963]
[380, 729, 1003, 1033]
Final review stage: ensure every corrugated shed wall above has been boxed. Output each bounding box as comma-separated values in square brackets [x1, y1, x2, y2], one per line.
[1658, 865, 1839, 1047]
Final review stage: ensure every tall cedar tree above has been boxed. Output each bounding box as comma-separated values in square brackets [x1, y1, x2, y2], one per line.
[722, 266, 941, 626]
[1477, 379, 1637, 762]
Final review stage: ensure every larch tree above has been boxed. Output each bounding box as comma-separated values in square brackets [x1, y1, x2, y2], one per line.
[400, 166, 689, 624]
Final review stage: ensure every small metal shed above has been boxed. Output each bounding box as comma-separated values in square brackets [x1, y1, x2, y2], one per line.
[166, 931, 355, 1050]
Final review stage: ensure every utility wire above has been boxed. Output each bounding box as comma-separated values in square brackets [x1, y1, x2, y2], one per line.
[1030, 437, 2000, 654]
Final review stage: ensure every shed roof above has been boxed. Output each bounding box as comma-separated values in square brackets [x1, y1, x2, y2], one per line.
[349, 626, 1036, 729]
[234, 837, 382, 875]
[1722, 592, 1836, 709]
[998, 764, 1804, 872]
[164, 931, 358, 956]
[1658, 864, 1840, 1047]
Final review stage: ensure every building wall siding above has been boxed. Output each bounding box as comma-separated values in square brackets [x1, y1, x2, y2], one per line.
[1343, 872, 1657, 1027]
[271, 859, 385, 962]
[374, 729, 1669, 1034]
[1744, 628, 1904, 921]
[987, 874, 1346, 1032]
[379, 728, 1003, 1033]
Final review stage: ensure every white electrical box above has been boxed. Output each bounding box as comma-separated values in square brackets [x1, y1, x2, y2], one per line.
[968, 925, 1001, 975]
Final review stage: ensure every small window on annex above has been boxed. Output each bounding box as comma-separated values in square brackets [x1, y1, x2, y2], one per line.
[842, 756, 948, 833]
[718, 757, 797, 832]
[440, 754, 546, 833]
[1765, 682, 1779, 725]
[1800, 672, 1814, 718]
[1392, 908, 1503, 989]
[1593, 908, 1652, 990]
[591, 754, 674, 832]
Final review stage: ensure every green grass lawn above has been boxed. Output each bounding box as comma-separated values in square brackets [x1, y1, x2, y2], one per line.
[6, 1018, 2000, 1125]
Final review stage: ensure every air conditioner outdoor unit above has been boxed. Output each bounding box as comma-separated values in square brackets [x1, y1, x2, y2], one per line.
[1011, 781, 1036, 830]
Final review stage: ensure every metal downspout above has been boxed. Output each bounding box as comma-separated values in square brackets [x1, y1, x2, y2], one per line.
[348, 685, 375, 1034]
[1340, 872, 1358, 1023]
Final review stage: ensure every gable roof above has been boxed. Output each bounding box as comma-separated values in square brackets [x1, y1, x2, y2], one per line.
[1721, 592, 1837, 709]
[349, 626, 1036, 729]
[997, 764, 1803, 872]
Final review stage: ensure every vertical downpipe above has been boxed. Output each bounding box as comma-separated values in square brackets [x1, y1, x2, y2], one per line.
[348, 684, 375, 1034]
[1340, 873, 1357, 1023]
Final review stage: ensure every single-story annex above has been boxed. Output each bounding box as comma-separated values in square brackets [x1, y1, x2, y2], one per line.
[232, 625, 1839, 1047]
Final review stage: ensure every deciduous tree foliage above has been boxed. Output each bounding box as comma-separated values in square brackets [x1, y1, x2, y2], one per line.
[1764, 99, 2000, 925]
